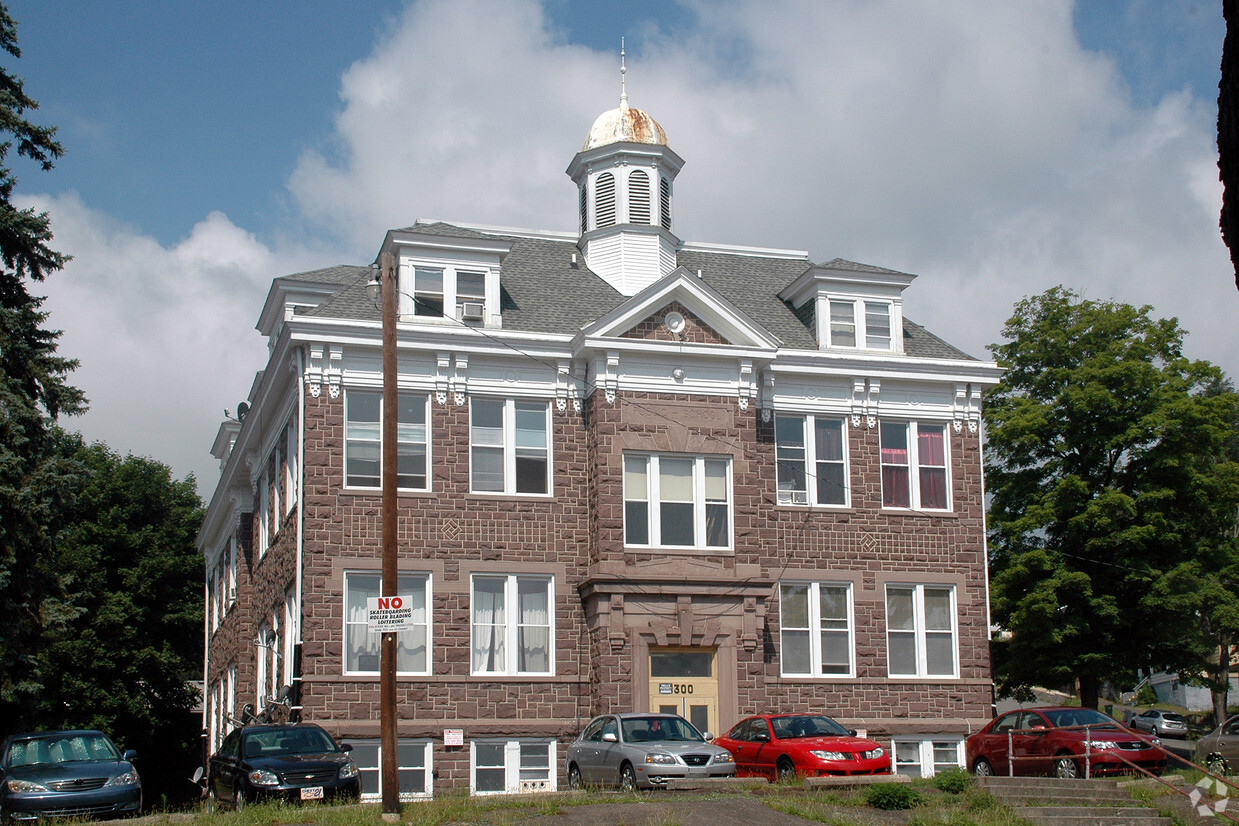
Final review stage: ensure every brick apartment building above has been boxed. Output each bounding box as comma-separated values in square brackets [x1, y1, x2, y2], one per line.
[198, 90, 1002, 799]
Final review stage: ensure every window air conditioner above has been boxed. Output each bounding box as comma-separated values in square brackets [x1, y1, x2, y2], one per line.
[460, 301, 485, 320]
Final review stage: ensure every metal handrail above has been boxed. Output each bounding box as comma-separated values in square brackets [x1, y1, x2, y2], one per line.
[998, 721, 1239, 822]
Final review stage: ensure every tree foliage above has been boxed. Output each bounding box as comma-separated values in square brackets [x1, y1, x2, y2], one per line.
[37, 434, 204, 805]
[985, 287, 1239, 710]
[0, 1, 85, 724]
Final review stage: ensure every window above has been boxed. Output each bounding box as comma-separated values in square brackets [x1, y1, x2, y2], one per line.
[775, 415, 848, 506]
[344, 571, 430, 674]
[255, 621, 270, 705]
[456, 271, 486, 321]
[471, 740, 556, 795]
[579, 183, 587, 234]
[282, 587, 296, 685]
[470, 399, 550, 495]
[629, 170, 650, 223]
[886, 584, 957, 678]
[345, 390, 429, 490]
[225, 535, 237, 607]
[880, 421, 948, 509]
[596, 172, 616, 227]
[892, 738, 962, 778]
[779, 582, 854, 677]
[411, 267, 444, 316]
[268, 450, 281, 528]
[284, 421, 297, 514]
[624, 454, 731, 549]
[256, 471, 269, 558]
[825, 298, 894, 350]
[344, 739, 432, 801]
[471, 575, 553, 676]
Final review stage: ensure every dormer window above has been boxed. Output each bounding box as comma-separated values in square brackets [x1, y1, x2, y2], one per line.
[825, 298, 894, 351]
[399, 262, 497, 324]
[413, 267, 444, 317]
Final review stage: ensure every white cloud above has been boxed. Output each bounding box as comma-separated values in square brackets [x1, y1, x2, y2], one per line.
[23, 0, 1239, 494]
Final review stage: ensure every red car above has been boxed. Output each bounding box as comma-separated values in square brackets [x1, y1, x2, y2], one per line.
[714, 713, 891, 781]
[966, 707, 1165, 779]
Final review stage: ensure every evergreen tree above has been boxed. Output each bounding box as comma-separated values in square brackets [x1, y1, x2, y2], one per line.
[0, 2, 85, 728]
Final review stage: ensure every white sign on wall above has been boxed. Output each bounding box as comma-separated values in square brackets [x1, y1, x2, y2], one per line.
[444, 729, 464, 747]
[366, 595, 415, 632]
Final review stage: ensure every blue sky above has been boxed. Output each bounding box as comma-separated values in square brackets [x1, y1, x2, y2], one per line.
[7, 0, 1236, 491]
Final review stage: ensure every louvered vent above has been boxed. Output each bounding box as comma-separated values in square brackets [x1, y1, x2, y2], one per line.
[629, 170, 651, 224]
[660, 177, 672, 230]
[579, 184, 587, 235]
[596, 172, 616, 227]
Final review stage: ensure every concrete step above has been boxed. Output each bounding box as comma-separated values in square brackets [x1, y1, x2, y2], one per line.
[1018, 807, 1172, 826]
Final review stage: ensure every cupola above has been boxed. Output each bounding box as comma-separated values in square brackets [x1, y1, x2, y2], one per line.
[565, 42, 684, 296]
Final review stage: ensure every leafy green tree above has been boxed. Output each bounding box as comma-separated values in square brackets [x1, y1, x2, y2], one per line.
[984, 286, 1239, 710]
[37, 433, 204, 806]
[0, 2, 85, 727]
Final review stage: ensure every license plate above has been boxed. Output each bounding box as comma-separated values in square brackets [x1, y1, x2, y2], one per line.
[300, 786, 324, 800]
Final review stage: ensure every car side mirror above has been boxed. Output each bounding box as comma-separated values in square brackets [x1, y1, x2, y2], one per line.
[339, 743, 353, 752]
[702, 732, 714, 741]
[848, 729, 857, 737]
[753, 732, 769, 742]
[602, 732, 618, 743]
[123, 750, 137, 761]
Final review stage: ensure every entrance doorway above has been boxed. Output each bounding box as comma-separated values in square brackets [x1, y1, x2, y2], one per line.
[648, 647, 719, 736]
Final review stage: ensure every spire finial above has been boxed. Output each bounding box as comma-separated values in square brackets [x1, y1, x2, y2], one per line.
[620, 37, 628, 107]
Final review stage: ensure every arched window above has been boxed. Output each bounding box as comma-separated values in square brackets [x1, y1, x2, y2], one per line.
[596, 173, 616, 228]
[660, 177, 672, 230]
[629, 170, 651, 224]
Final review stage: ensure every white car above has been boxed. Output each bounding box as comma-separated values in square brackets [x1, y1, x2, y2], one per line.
[1129, 709, 1189, 739]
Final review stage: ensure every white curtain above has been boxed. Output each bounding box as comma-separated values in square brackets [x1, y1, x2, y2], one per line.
[473, 578, 506, 672]
[517, 579, 549, 673]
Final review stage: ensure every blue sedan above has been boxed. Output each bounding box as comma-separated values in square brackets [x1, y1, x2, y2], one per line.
[0, 730, 141, 822]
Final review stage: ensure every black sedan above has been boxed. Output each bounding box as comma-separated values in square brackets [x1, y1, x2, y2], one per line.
[207, 724, 360, 808]
[0, 730, 141, 822]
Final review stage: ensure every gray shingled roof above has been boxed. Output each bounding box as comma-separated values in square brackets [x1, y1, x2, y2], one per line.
[289, 223, 979, 361]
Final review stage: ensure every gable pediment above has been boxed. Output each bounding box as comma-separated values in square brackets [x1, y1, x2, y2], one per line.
[577, 267, 780, 351]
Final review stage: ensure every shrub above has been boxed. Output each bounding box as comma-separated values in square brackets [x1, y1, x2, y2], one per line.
[932, 767, 972, 794]
[866, 782, 922, 810]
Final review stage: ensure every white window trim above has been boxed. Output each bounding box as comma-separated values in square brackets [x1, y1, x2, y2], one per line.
[342, 570, 433, 676]
[880, 420, 951, 511]
[623, 453, 733, 550]
[469, 398, 552, 497]
[255, 621, 270, 707]
[891, 737, 963, 778]
[284, 421, 298, 515]
[399, 260, 497, 325]
[470, 739, 557, 795]
[774, 414, 850, 507]
[470, 574, 555, 677]
[346, 738, 434, 802]
[820, 296, 897, 352]
[778, 581, 856, 678]
[256, 474, 269, 558]
[343, 390, 431, 492]
[885, 584, 959, 678]
[225, 535, 237, 609]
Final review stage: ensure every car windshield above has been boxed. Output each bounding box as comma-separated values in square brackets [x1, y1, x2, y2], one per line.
[771, 715, 850, 739]
[1040, 709, 1116, 730]
[620, 717, 703, 743]
[1160, 713, 1186, 723]
[6, 734, 119, 767]
[244, 727, 339, 757]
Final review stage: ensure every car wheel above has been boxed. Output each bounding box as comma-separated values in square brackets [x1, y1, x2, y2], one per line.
[776, 757, 797, 783]
[204, 786, 218, 814]
[567, 763, 583, 790]
[1206, 754, 1231, 775]
[971, 757, 994, 777]
[619, 762, 637, 792]
[1054, 755, 1080, 779]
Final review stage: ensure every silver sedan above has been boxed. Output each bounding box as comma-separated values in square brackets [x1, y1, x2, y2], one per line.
[566, 713, 736, 790]
[1129, 709, 1189, 739]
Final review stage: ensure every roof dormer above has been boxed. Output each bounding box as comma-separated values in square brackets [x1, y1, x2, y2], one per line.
[779, 259, 917, 354]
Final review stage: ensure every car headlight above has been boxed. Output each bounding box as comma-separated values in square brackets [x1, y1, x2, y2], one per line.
[810, 750, 850, 761]
[1085, 740, 1119, 750]
[248, 768, 280, 786]
[339, 761, 358, 779]
[105, 771, 140, 787]
[712, 752, 734, 764]
[644, 753, 677, 765]
[869, 747, 885, 759]
[5, 778, 50, 793]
